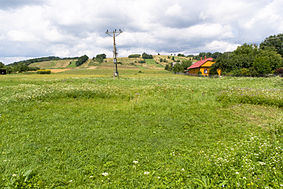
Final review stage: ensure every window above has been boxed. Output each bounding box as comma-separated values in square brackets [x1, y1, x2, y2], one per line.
[204, 69, 208, 74]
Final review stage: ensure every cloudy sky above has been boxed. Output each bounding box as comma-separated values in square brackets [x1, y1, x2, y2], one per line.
[0, 0, 282, 64]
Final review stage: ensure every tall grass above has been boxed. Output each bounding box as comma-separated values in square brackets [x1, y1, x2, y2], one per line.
[0, 73, 282, 188]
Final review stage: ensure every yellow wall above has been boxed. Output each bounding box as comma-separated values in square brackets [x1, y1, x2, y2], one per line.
[187, 68, 200, 75]
[187, 61, 221, 76]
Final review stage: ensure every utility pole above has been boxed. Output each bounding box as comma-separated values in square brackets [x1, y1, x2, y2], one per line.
[106, 29, 123, 78]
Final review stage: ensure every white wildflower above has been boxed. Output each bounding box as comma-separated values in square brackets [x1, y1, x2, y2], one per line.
[144, 171, 150, 175]
[181, 168, 185, 171]
[89, 176, 94, 178]
[102, 172, 109, 176]
[259, 161, 266, 165]
[235, 172, 239, 175]
[12, 174, 17, 177]
[133, 160, 138, 164]
[69, 180, 73, 182]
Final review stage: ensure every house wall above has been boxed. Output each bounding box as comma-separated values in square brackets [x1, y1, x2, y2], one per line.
[187, 68, 200, 75]
[187, 60, 221, 76]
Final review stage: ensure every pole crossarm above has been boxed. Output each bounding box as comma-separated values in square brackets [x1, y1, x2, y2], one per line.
[105, 29, 123, 78]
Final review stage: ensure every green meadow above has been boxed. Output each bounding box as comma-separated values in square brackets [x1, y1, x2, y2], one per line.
[0, 69, 282, 188]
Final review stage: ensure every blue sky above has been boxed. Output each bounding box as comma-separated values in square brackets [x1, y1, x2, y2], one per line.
[0, 0, 282, 64]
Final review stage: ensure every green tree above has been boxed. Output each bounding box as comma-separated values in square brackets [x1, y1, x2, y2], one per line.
[260, 33, 283, 57]
[142, 53, 153, 59]
[172, 63, 183, 73]
[76, 55, 89, 66]
[128, 54, 140, 58]
[181, 60, 192, 70]
[233, 43, 258, 68]
[96, 54, 106, 63]
[0, 62, 4, 68]
[253, 50, 282, 75]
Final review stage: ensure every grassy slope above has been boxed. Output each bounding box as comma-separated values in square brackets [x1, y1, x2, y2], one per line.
[27, 55, 194, 71]
[29, 59, 77, 69]
[0, 70, 282, 188]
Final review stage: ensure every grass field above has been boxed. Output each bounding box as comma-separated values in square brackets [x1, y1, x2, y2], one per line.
[0, 69, 282, 188]
[29, 60, 77, 69]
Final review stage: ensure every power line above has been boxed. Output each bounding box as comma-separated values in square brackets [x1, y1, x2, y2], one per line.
[106, 29, 123, 78]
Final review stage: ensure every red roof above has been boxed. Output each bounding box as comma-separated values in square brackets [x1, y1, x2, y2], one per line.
[188, 58, 214, 69]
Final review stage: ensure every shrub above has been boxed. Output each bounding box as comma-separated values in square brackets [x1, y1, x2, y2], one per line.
[128, 54, 141, 58]
[37, 70, 51, 74]
[96, 54, 106, 63]
[28, 67, 40, 71]
[142, 53, 153, 59]
[76, 55, 89, 66]
[138, 60, 146, 63]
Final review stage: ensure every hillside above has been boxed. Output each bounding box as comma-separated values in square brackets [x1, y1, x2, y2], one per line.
[27, 55, 194, 73]
[29, 59, 77, 69]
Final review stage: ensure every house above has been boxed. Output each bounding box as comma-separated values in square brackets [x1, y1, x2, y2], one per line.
[186, 57, 221, 76]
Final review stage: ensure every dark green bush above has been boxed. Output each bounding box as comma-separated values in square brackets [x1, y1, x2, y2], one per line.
[76, 55, 89, 66]
[128, 54, 141, 58]
[142, 53, 153, 59]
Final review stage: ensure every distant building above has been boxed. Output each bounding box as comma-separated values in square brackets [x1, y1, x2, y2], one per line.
[0, 68, 7, 75]
[186, 57, 221, 76]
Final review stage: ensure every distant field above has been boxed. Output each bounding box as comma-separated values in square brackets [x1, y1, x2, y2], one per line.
[29, 59, 77, 69]
[0, 69, 282, 188]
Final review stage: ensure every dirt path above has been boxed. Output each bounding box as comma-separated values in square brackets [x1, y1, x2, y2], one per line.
[51, 69, 71, 73]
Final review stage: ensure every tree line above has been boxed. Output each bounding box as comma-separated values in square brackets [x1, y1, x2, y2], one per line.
[210, 34, 283, 76]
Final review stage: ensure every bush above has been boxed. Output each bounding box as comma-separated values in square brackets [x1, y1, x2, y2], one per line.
[96, 54, 106, 63]
[128, 54, 141, 58]
[37, 70, 51, 74]
[28, 67, 40, 71]
[240, 68, 250, 76]
[138, 60, 146, 63]
[142, 53, 153, 59]
[76, 55, 89, 66]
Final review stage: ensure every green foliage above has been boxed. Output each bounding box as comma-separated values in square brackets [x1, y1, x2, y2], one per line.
[177, 53, 185, 57]
[165, 60, 192, 73]
[252, 50, 281, 75]
[0, 62, 4, 68]
[181, 60, 192, 70]
[37, 69, 51, 74]
[76, 55, 89, 66]
[260, 33, 283, 57]
[128, 54, 141, 58]
[142, 52, 153, 59]
[95, 54, 106, 63]
[214, 40, 282, 76]
[172, 63, 183, 73]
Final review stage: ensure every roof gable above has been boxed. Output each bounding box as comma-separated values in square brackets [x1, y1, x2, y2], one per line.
[188, 58, 214, 69]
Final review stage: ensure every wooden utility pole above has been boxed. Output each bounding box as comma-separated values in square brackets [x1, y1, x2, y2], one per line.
[106, 29, 123, 77]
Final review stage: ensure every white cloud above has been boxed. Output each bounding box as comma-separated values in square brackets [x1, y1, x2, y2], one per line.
[0, 0, 282, 64]
[205, 41, 240, 52]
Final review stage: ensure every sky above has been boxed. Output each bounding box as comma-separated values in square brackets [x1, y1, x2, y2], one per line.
[0, 0, 282, 64]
